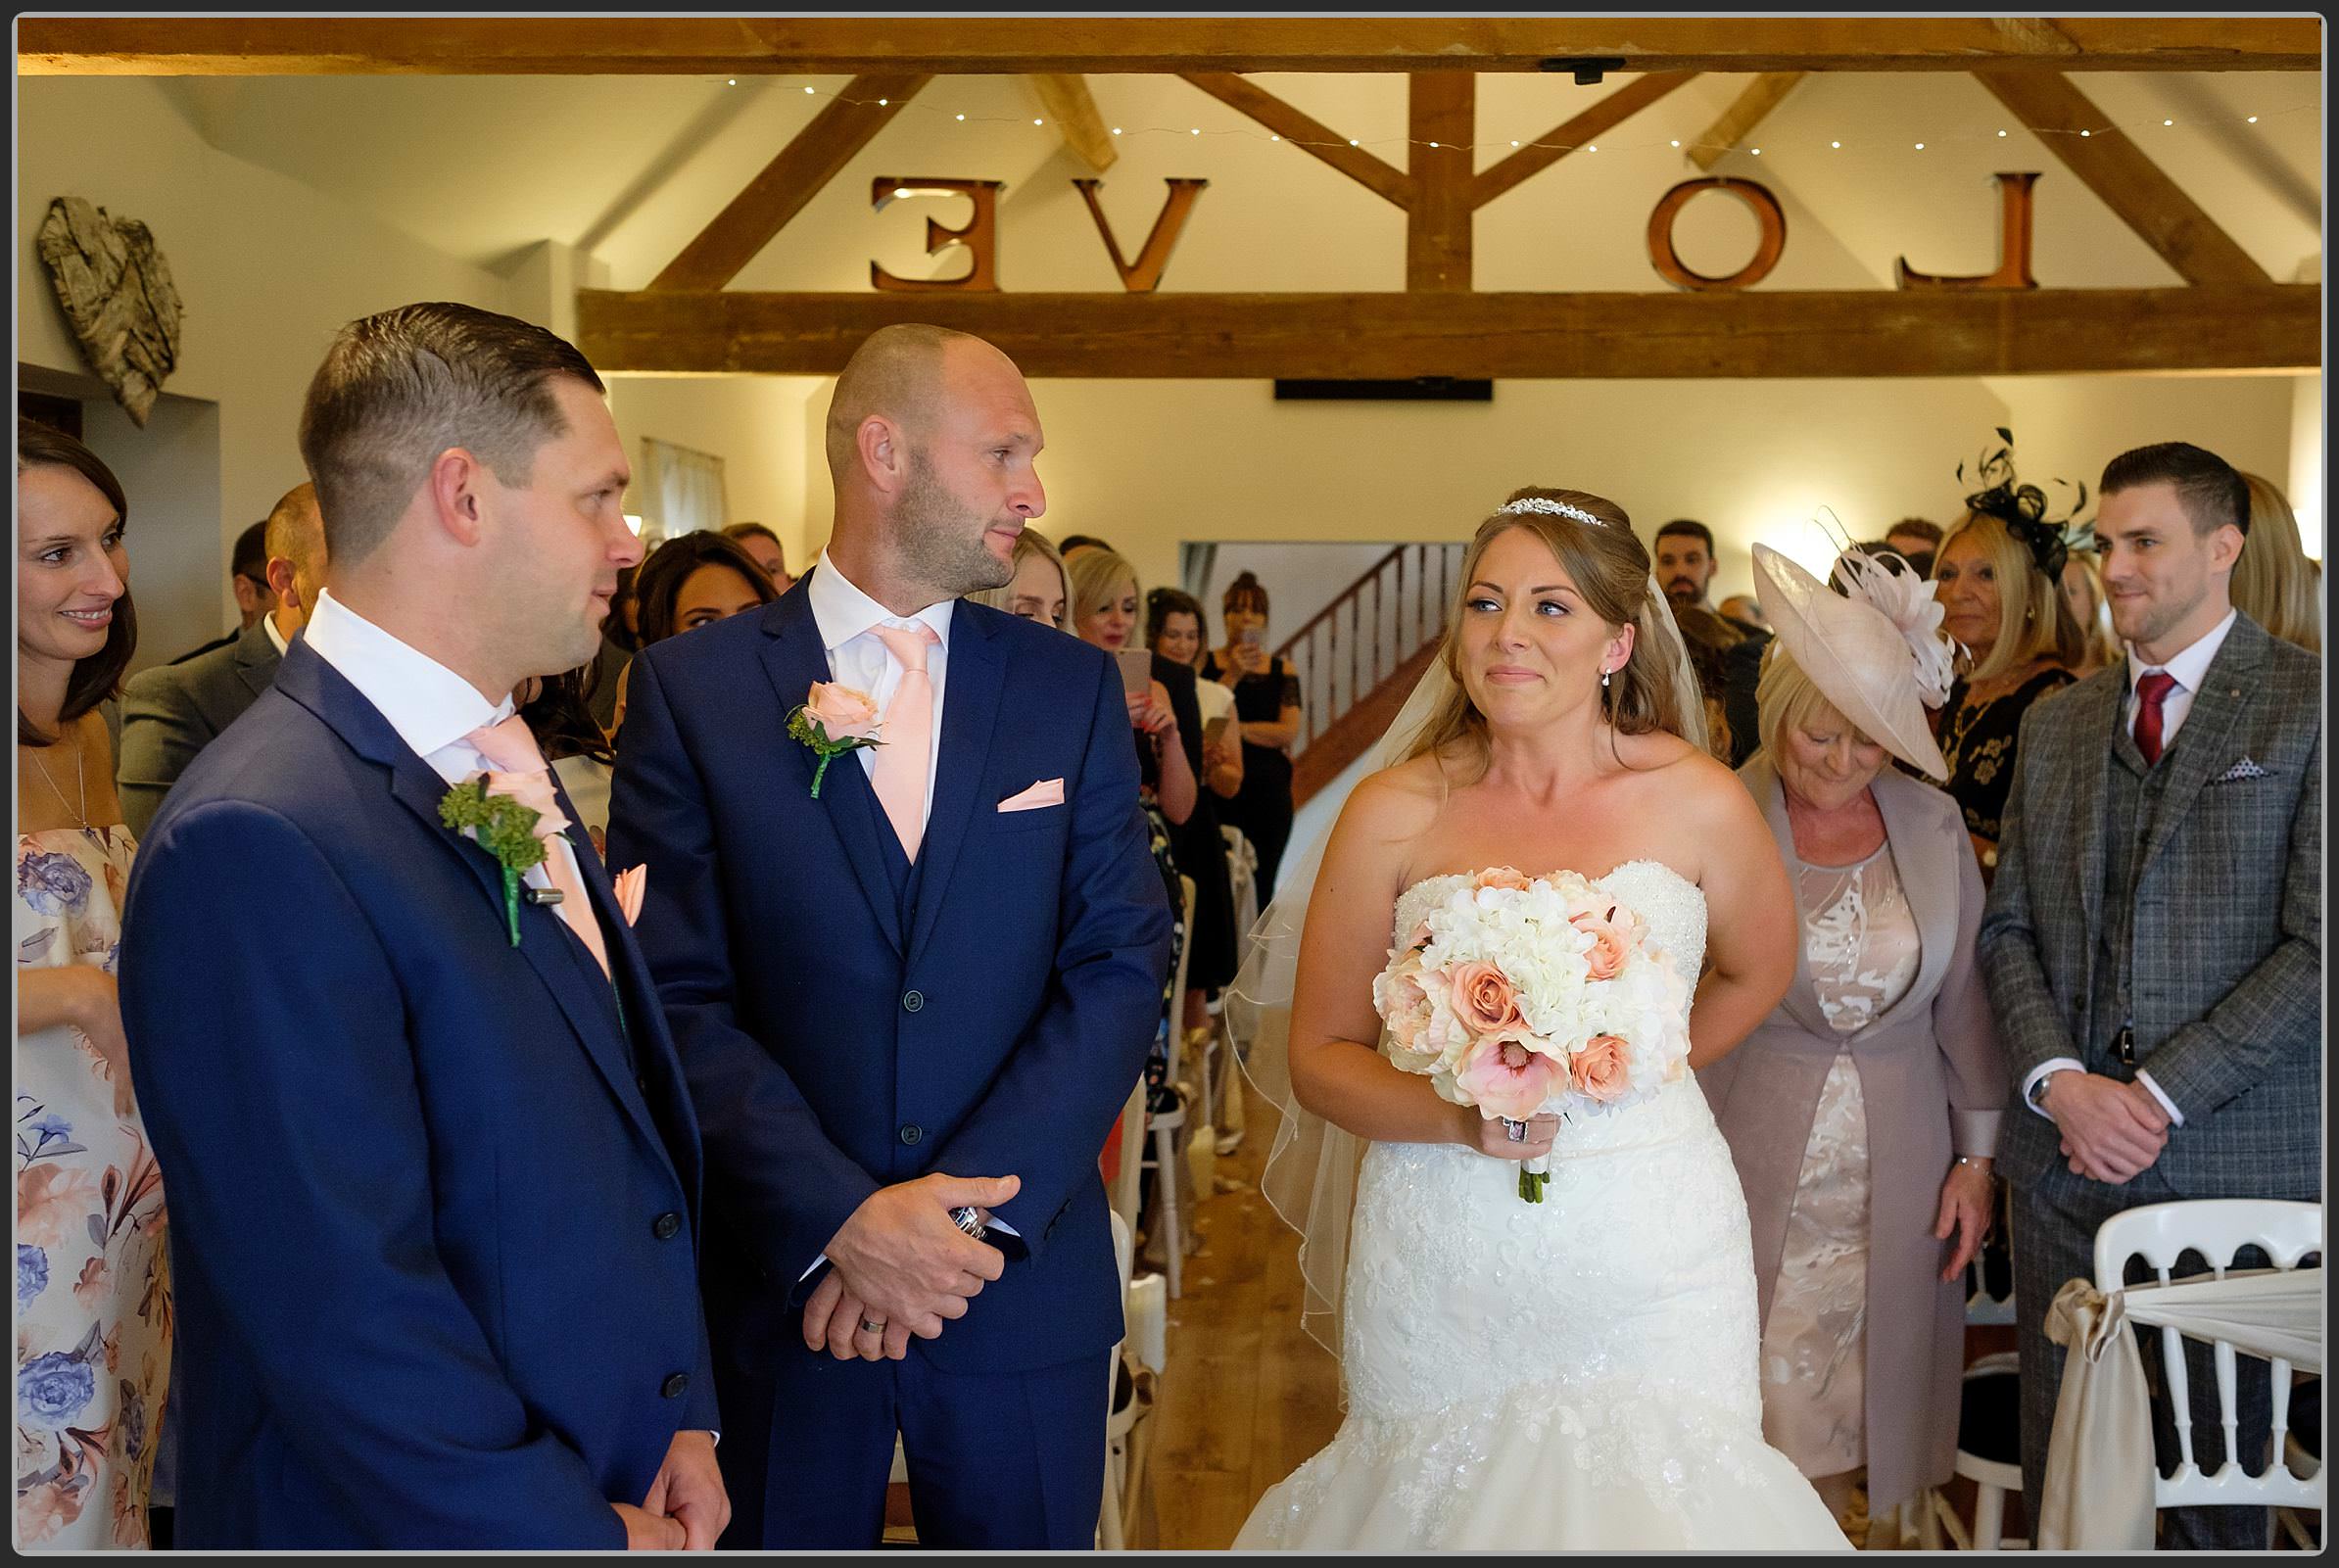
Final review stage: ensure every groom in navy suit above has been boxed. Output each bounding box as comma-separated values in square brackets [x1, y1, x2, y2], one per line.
[119, 304, 726, 1548]
[608, 324, 1172, 1547]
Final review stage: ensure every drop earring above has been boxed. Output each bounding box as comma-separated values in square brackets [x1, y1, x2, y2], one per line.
[1601, 668, 1613, 689]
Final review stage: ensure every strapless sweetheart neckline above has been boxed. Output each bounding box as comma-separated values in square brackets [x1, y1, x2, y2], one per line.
[1400, 858, 1699, 903]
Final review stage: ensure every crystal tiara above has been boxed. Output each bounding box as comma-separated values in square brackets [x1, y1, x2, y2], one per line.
[1500, 496, 1606, 528]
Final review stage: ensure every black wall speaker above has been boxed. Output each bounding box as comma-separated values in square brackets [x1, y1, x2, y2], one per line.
[1273, 377, 1493, 402]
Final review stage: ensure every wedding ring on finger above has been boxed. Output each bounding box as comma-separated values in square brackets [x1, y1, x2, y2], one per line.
[1501, 1117, 1528, 1144]
[859, 1317, 885, 1334]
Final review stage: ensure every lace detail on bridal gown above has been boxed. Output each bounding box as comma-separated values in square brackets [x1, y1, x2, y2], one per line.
[1236, 861, 1846, 1548]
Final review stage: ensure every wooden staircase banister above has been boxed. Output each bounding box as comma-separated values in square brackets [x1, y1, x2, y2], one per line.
[1270, 545, 1408, 664]
[1291, 640, 1446, 806]
[1237, 540, 1462, 808]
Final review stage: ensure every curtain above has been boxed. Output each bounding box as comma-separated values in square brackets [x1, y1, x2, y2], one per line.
[635, 436, 729, 545]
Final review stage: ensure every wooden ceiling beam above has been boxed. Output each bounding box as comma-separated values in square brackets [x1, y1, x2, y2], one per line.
[1975, 71, 2272, 286]
[21, 18, 2319, 74]
[1687, 72, 1807, 171]
[647, 72, 928, 293]
[1180, 73, 1412, 210]
[574, 285, 2319, 379]
[1028, 73, 1118, 172]
[1407, 75, 1476, 291]
[1468, 71, 1698, 210]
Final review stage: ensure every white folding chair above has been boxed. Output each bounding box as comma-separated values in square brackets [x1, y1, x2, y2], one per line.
[2091, 1198, 2324, 1534]
[1100, 1211, 1157, 1548]
[1138, 877, 1198, 1297]
[1926, 1350, 2029, 1549]
[1109, 1075, 1145, 1241]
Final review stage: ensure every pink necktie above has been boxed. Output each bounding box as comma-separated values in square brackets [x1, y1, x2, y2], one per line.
[870, 623, 939, 862]
[2133, 670, 2177, 767]
[466, 714, 611, 978]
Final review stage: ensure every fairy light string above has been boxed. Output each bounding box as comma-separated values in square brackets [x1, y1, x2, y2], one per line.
[739, 77, 2312, 167]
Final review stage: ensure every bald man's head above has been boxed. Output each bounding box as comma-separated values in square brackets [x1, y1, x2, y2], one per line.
[826, 324, 1024, 484]
[263, 482, 329, 634]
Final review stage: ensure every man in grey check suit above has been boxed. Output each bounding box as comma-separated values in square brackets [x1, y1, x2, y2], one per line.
[1979, 441, 2320, 1549]
[118, 483, 326, 835]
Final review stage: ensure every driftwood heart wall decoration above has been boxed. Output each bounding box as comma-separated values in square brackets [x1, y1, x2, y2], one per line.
[37, 196, 183, 427]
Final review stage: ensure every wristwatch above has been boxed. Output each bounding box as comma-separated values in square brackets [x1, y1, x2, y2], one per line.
[950, 1206, 988, 1243]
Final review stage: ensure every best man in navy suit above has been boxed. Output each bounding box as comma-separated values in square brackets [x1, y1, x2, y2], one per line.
[119, 304, 728, 1548]
[608, 324, 1172, 1548]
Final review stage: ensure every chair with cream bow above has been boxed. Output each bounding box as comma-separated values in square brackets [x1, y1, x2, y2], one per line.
[1138, 877, 1198, 1297]
[2032, 1198, 2323, 1549]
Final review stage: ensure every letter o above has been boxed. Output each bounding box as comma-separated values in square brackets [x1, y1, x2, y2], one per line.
[1646, 178, 1788, 291]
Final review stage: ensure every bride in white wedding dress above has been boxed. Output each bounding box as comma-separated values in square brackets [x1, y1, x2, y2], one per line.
[1233, 491, 1850, 1550]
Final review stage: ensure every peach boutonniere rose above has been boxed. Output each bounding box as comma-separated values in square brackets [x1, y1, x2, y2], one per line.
[787, 683, 884, 797]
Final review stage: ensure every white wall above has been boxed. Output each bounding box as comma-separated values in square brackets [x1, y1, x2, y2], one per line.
[81, 391, 223, 673]
[603, 375, 826, 568]
[19, 77, 522, 653]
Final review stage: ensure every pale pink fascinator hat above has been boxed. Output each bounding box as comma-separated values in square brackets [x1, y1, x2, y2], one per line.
[1751, 542, 1956, 781]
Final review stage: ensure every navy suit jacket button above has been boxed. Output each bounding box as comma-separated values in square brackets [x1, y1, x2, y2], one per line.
[661, 1372, 690, 1400]
[652, 1212, 683, 1241]
[902, 989, 925, 1013]
[899, 1123, 924, 1146]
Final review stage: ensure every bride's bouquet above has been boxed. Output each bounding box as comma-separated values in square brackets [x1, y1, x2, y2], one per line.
[1372, 867, 1694, 1201]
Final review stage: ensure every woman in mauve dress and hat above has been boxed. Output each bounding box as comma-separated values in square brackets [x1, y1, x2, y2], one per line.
[1698, 542, 2009, 1543]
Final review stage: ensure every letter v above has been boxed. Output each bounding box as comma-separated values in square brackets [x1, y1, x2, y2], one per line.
[1072, 178, 1210, 294]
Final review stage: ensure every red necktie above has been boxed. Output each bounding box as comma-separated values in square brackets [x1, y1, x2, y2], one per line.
[2133, 671, 2177, 767]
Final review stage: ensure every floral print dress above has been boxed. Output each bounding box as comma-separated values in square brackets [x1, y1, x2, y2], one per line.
[15, 828, 169, 1549]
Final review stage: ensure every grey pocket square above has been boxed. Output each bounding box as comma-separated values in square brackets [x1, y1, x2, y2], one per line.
[2214, 757, 2270, 783]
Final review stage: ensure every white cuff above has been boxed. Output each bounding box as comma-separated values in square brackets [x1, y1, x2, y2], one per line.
[2022, 1058, 2084, 1118]
[2133, 1069, 2185, 1127]
[799, 1253, 826, 1284]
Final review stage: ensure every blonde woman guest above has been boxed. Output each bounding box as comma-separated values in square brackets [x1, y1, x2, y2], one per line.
[1067, 548, 1198, 831]
[2232, 471, 2322, 653]
[971, 528, 1071, 631]
[15, 419, 171, 1548]
[1699, 545, 2005, 1541]
[2058, 548, 2121, 677]
[1929, 481, 2087, 874]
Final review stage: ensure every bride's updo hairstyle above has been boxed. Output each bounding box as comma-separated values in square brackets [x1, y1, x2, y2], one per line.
[1405, 486, 1687, 782]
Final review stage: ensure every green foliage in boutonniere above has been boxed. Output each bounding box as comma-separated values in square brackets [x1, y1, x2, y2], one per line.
[788, 683, 884, 798]
[439, 777, 549, 945]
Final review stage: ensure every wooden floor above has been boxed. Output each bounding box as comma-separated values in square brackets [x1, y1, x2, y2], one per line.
[1139, 1078, 1343, 1551]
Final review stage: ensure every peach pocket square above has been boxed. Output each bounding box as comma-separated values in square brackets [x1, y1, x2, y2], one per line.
[612, 864, 647, 927]
[998, 779, 1066, 813]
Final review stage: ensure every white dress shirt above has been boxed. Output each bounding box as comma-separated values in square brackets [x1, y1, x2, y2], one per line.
[262, 609, 291, 657]
[301, 589, 586, 900]
[304, 590, 716, 1443]
[797, 556, 1021, 1274]
[805, 550, 955, 817]
[2022, 608, 2238, 1129]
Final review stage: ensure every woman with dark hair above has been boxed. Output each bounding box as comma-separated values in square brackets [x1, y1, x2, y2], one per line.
[583, 560, 641, 734]
[520, 666, 621, 849]
[1142, 586, 1242, 1050]
[15, 418, 171, 1548]
[1927, 438, 2087, 876]
[1201, 571, 1303, 895]
[609, 531, 781, 735]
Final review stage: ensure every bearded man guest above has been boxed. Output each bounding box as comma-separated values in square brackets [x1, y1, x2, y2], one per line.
[607, 324, 1172, 1548]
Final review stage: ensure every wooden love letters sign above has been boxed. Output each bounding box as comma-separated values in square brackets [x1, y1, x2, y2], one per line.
[870, 170, 2045, 295]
